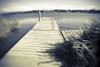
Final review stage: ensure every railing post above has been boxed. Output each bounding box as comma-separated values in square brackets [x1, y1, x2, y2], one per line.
[38, 11, 41, 21]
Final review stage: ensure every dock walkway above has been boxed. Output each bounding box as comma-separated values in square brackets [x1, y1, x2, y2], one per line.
[0, 18, 64, 67]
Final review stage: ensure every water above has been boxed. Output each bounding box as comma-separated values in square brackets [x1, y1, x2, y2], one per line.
[0, 12, 100, 58]
[0, 15, 38, 58]
[41, 13, 100, 30]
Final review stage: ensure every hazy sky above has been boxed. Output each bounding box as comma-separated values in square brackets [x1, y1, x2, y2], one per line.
[0, 0, 100, 13]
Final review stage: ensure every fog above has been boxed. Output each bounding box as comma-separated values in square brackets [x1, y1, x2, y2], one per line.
[0, 16, 19, 38]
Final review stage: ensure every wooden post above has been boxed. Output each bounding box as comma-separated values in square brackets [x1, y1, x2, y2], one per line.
[38, 11, 41, 21]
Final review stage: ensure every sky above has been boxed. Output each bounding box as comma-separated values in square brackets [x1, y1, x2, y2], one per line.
[0, 0, 100, 13]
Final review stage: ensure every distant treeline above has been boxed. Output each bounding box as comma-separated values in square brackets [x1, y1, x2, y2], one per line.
[52, 9, 100, 13]
[2, 9, 100, 16]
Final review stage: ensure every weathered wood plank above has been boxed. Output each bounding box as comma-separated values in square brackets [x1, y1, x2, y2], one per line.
[33, 18, 59, 31]
[62, 30, 83, 41]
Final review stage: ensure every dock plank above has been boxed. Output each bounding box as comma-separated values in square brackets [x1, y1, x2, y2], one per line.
[62, 30, 83, 41]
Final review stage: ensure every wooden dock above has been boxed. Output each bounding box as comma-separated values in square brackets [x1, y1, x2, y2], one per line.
[0, 18, 64, 67]
[0, 18, 83, 67]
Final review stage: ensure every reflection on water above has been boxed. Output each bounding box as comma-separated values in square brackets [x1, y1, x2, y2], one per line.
[0, 13, 100, 58]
